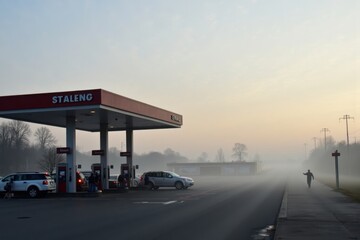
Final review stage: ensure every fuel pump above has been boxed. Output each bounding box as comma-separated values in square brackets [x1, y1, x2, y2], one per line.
[56, 163, 67, 193]
[91, 163, 110, 190]
[120, 164, 130, 188]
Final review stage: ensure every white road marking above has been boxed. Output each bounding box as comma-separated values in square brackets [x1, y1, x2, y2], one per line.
[133, 200, 179, 205]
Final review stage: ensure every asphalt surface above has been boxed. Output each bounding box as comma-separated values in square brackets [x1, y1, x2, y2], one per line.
[0, 172, 285, 240]
[275, 173, 360, 240]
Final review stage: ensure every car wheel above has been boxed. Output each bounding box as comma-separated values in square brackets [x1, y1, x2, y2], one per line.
[27, 186, 39, 198]
[148, 182, 154, 190]
[175, 181, 184, 190]
[153, 186, 159, 190]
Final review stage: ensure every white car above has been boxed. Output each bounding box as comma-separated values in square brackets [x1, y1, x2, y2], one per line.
[140, 171, 194, 190]
[0, 172, 56, 198]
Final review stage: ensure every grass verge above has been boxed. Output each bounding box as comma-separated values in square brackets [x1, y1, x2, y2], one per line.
[318, 177, 360, 203]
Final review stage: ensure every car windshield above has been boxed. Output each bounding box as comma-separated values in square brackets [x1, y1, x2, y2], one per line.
[167, 172, 180, 177]
[2, 176, 12, 182]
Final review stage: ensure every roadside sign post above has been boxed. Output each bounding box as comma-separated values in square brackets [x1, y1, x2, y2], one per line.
[331, 150, 340, 189]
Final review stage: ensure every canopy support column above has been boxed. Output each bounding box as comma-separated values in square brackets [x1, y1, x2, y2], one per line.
[66, 116, 76, 193]
[126, 129, 133, 181]
[100, 124, 109, 190]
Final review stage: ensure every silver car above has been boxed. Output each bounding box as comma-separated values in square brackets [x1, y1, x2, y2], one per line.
[141, 171, 194, 190]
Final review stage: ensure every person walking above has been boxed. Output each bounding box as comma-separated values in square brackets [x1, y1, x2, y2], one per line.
[303, 169, 315, 188]
[4, 178, 13, 199]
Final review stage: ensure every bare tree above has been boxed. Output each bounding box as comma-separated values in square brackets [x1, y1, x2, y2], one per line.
[0, 122, 12, 149]
[38, 147, 65, 173]
[215, 148, 225, 162]
[34, 127, 57, 150]
[0, 121, 31, 173]
[232, 143, 247, 162]
[0, 122, 12, 173]
[9, 120, 31, 149]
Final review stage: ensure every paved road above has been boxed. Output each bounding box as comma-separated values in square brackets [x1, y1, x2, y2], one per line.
[0, 172, 285, 240]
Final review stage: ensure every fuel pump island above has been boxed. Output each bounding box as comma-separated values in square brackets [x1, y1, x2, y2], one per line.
[0, 89, 182, 193]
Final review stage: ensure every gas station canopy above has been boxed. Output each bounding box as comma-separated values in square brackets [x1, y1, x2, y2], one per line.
[0, 89, 182, 193]
[0, 89, 183, 131]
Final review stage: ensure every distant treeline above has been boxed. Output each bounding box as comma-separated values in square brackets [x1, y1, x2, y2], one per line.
[78, 147, 189, 175]
[0, 120, 189, 176]
[304, 139, 360, 178]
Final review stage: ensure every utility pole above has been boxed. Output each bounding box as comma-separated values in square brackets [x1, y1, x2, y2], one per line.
[320, 128, 330, 151]
[339, 114, 354, 150]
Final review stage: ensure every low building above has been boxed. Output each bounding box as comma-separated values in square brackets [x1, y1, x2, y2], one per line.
[167, 162, 259, 176]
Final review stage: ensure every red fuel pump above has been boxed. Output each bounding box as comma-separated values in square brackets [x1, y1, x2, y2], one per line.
[91, 163, 111, 190]
[57, 163, 67, 193]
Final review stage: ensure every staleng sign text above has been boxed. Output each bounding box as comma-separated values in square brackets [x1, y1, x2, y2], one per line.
[52, 93, 93, 104]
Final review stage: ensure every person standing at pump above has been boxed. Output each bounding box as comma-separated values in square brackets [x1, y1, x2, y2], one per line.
[118, 174, 125, 189]
[88, 173, 96, 192]
[94, 172, 100, 191]
[303, 169, 315, 188]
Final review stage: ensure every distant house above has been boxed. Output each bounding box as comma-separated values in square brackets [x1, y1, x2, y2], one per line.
[167, 161, 260, 176]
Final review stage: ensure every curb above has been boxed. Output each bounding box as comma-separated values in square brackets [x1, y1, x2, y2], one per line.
[274, 186, 288, 240]
[277, 188, 288, 219]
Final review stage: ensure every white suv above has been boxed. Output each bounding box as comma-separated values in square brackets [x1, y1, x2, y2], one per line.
[0, 172, 56, 198]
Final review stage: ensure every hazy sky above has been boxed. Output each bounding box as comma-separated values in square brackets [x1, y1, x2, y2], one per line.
[0, 1, 359, 163]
